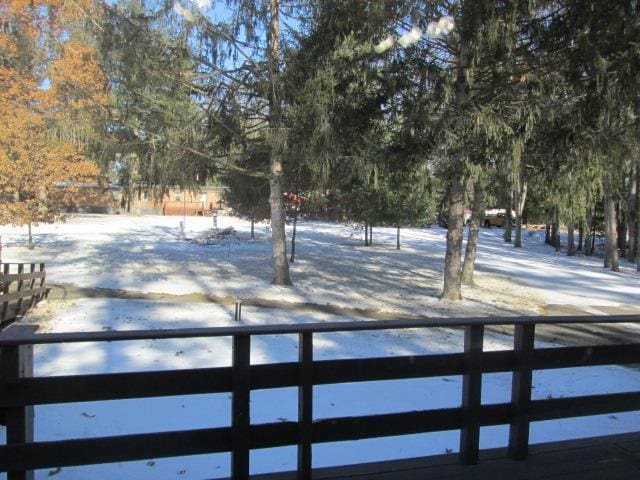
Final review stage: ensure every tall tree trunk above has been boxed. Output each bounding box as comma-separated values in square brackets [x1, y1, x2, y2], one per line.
[617, 204, 626, 259]
[552, 208, 560, 252]
[250, 216, 255, 240]
[637, 223, 640, 271]
[364, 221, 369, 246]
[28, 222, 33, 249]
[267, 0, 291, 285]
[442, 171, 466, 300]
[567, 223, 575, 256]
[289, 212, 298, 263]
[503, 200, 512, 243]
[369, 224, 373, 245]
[545, 223, 551, 244]
[550, 220, 557, 248]
[462, 179, 485, 286]
[577, 221, 584, 252]
[396, 225, 400, 250]
[514, 179, 527, 248]
[584, 206, 594, 256]
[603, 175, 619, 271]
[441, 11, 474, 301]
[289, 208, 298, 263]
[628, 160, 638, 262]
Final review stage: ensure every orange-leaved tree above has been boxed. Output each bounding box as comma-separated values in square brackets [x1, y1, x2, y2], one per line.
[0, 1, 108, 248]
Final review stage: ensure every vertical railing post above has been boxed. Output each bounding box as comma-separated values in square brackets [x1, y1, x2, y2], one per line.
[235, 298, 242, 323]
[1, 326, 35, 480]
[297, 332, 313, 479]
[508, 323, 535, 460]
[38, 264, 46, 302]
[27, 264, 36, 309]
[231, 334, 250, 479]
[459, 324, 484, 465]
[15, 264, 25, 316]
[1, 263, 10, 322]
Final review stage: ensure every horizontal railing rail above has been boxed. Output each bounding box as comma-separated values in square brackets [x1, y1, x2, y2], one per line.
[0, 315, 639, 480]
[0, 314, 639, 346]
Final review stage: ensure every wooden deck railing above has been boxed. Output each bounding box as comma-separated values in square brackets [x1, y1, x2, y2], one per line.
[0, 315, 639, 480]
[0, 263, 47, 328]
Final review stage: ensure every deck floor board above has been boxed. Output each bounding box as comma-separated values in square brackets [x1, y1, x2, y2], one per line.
[245, 432, 640, 480]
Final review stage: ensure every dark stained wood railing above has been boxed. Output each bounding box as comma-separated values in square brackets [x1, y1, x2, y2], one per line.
[0, 263, 48, 328]
[0, 315, 639, 480]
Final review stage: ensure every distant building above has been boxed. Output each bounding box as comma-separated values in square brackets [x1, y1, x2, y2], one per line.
[130, 186, 227, 216]
[52, 182, 122, 214]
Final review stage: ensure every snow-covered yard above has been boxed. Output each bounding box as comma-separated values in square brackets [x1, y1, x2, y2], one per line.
[1, 214, 639, 479]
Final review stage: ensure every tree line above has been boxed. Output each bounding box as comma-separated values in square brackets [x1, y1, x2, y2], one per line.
[1, 1, 639, 300]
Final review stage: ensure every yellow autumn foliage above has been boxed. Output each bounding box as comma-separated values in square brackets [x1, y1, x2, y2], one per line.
[0, 0, 108, 230]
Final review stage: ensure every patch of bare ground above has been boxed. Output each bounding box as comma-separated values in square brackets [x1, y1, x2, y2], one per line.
[465, 272, 544, 315]
[22, 299, 77, 332]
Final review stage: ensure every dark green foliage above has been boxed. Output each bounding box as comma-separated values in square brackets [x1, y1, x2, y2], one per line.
[98, 1, 208, 202]
[85, 0, 640, 296]
[221, 148, 271, 236]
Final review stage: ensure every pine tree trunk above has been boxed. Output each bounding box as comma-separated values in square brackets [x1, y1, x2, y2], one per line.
[603, 175, 619, 271]
[441, 9, 475, 301]
[364, 221, 369, 246]
[567, 223, 575, 256]
[514, 207, 522, 248]
[251, 217, 255, 240]
[550, 221, 557, 248]
[617, 204, 626, 259]
[577, 221, 584, 252]
[289, 209, 297, 263]
[268, 171, 290, 284]
[28, 222, 34, 249]
[627, 160, 638, 262]
[369, 224, 373, 245]
[584, 207, 594, 256]
[552, 210, 560, 252]
[267, 0, 291, 285]
[442, 171, 466, 300]
[462, 179, 485, 286]
[514, 180, 527, 248]
[545, 223, 551, 244]
[503, 200, 512, 243]
[396, 225, 400, 250]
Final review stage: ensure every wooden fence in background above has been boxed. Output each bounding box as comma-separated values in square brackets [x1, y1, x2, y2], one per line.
[0, 315, 639, 480]
[0, 263, 48, 328]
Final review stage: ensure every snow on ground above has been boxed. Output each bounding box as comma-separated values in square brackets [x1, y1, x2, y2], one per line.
[475, 228, 640, 309]
[2, 214, 639, 315]
[1, 214, 640, 479]
[1, 214, 546, 317]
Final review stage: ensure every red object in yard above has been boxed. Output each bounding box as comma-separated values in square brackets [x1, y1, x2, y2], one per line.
[283, 192, 305, 204]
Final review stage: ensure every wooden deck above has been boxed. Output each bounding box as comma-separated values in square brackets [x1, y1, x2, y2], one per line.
[251, 432, 640, 480]
[2, 317, 640, 480]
